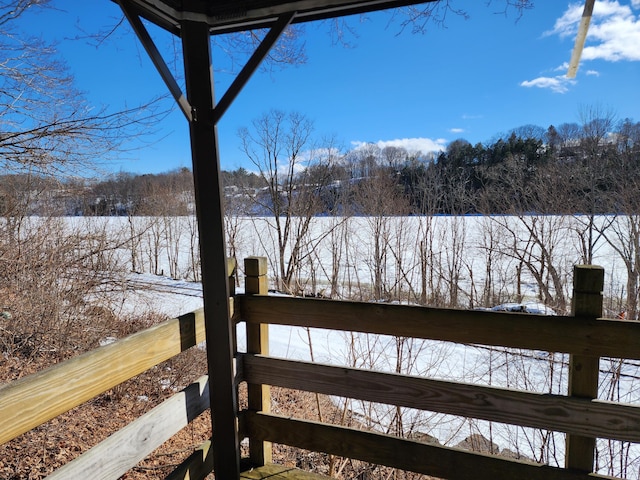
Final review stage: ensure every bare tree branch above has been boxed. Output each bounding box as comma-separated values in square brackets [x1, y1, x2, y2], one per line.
[0, 10, 170, 176]
[0, 0, 51, 26]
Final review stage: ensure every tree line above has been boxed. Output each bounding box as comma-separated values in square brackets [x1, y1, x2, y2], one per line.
[4, 111, 638, 218]
[230, 111, 640, 217]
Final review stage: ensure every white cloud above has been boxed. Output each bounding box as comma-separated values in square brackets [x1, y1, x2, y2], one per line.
[553, 62, 570, 72]
[520, 1, 638, 92]
[351, 137, 447, 154]
[548, 1, 640, 63]
[545, 3, 584, 38]
[520, 75, 576, 93]
[450, 128, 465, 134]
[270, 147, 342, 177]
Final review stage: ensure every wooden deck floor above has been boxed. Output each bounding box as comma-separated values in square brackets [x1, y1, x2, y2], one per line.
[241, 464, 330, 479]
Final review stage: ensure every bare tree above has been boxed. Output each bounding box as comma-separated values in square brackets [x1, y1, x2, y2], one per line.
[0, 1, 167, 358]
[239, 110, 338, 293]
[0, 214, 133, 358]
[404, 157, 445, 305]
[571, 109, 640, 319]
[598, 214, 640, 321]
[351, 155, 411, 301]
[0, 2, 166, 177]
[395, 0, 534, 35]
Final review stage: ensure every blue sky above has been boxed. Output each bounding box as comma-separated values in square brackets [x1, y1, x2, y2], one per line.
[20, 1, 640, 174]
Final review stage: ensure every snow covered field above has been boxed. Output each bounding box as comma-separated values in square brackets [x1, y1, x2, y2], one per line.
[86, 214, 634, 310]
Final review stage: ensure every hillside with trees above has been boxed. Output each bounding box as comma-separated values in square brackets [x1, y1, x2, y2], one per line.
[6, 112, 638, 218]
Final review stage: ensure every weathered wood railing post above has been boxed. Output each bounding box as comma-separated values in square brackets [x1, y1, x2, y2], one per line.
[244, 256, 272, 466]
[566, 264, 604, 472]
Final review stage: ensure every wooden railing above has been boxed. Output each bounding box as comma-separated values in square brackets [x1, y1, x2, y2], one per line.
[1, 260, 639, 480]
[0, 310, 213, 479]
[235, 262, 640, 480]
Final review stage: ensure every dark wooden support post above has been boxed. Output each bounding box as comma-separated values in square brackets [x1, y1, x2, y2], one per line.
[244, 257, 272, 466]
[565, 264, 604, 472]
[181, 20, 240, 479]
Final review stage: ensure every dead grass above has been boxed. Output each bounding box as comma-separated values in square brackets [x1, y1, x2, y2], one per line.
[0, 310, 215, 480]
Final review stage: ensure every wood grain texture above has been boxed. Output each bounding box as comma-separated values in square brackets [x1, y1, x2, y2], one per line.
[244, 256, 272, 466]
[45, 376, 210, 480]
[0, 308, 208, 446]
[241, 412, 609, 480]
[566, 266, 604, 472]
[240, 463, 330, 479]
[238, 295, 640, 359]
[240, 354, 640, 443]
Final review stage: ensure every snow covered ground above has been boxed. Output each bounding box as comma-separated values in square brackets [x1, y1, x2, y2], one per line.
[80, 214, 636, 316]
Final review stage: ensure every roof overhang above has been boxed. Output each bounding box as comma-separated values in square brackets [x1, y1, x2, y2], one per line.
[117, 0, 438, 35]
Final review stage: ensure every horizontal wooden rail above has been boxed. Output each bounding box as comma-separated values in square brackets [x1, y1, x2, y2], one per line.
[0, 307, 213, 445]
[46, 375, 210, 480]
[240, 354, 640, 443]
[240, 411, 608, 480]
[237, 295, 640, 359]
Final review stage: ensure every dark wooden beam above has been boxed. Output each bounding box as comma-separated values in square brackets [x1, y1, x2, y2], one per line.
[238, 295, 640, 359]
[241, 412, 604, 480]
[181, 19, 240, 478]
[111, 0, 440, 36]
[212, 12, 296, 125]
[117, 0, 192, 121]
